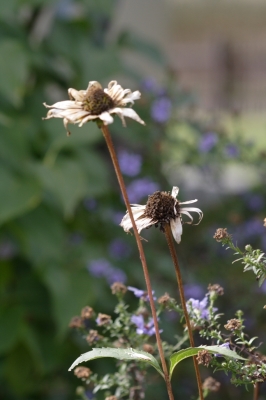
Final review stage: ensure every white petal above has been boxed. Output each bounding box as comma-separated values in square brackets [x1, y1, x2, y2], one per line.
[43, 101, 83, 109]
[179, 199, 198, 205]
[99, 111, 114, 125]
[179, 210, 194, 224]
[120, 205, 155, 233]
[170, 217, 183, 244]
[171, 187, 179, 198]
[180, 207, 203, 225]
[110, 107, 145, 125]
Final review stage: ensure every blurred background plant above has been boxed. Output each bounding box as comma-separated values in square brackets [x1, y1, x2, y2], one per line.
[1, 0, 266, 399]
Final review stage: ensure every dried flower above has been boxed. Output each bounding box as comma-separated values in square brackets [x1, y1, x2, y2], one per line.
[81, 306, 94, 319]
[202, 376, 221, 392]
[142, 344, 154, 354]
[196, 350, 212, 367]
[120, 187, 203, 243]
[69, 316, 84, 329]
[157, 293, 173, 309]
[224, 318, 242, 331]
[43, 80, 145, 135]
[74, 366, 92, 379]
[86, 329, 102, 345]
[208, 284, 224, 296]
[213, 228, 231, 242]
[111, 282, 127, 295]
[96, 313, 112, 326]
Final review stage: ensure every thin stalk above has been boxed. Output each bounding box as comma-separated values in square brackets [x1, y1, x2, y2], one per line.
[253, 382, 259, 400]
[101, 124, 174, 400]
[164, 224, 204, 400]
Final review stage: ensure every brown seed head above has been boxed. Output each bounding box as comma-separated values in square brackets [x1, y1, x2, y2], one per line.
[97, 313, 112, 326]
[208, 284, 224, 296]
[69, 316, 84, 329]
[74, 366, 92, 379]
[213, 228, 231, 242]
[224, 318, 242, 331]
[111, 282, 127, 295]
[202, 377, 221, 392]
[144, 191, 178, 231]
[82, 83, 114, 115]
[86, 329, 102, 345]
[81, 306, 94, 320]
[142, 344, 154, 354]
[196, 350, 212, 367]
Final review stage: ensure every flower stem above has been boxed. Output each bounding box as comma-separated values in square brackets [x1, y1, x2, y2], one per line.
[253, 382, 259, 400]
[100, 124, 174, 400]
[164, 224, 204, 400]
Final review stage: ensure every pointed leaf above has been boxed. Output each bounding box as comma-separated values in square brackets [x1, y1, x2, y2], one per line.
[170, 345, 246, 378]
[69, 347, 164, 378]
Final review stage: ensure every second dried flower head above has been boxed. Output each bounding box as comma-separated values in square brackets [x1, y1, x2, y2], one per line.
[120, 186, 203, 243]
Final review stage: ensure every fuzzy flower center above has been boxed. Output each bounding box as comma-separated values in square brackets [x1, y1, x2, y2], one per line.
[83, 88, 115, 115]
[144, 191, 179, 230]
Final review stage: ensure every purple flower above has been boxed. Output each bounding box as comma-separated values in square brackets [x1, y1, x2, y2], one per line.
[184, 284, 204, 299]
[131, 314, 161, 336]
[141, 77, 159, 94]
[225, 144, 239, 158]
[244, 194, 264, 212]
[84, 198, 97, 211]
[108, 238, 131, 260]
[126, 178, 160, 203]
[88, 259, 126, 284]
[128, 286, 156, 301]
[151, 97, 172, 124]
[215, 342, 230, 357]
[118, 150, 142, 177]
[186, 296, 210, 320]
[199, 132, 218, 153]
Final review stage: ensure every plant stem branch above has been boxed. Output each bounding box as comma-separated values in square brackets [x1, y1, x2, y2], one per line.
[101, 125, 174, 400]
[253, 382, 259, 400]
[164, 224, 203, 400]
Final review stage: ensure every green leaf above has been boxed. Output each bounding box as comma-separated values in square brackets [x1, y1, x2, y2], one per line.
[0, 169, 41, 225]
[0, 39, 29, 106]
[0, 307, 24, 354]
[169, 345, 246, 378]
[34, 159, 88, 217]
[69, 347, 164, 378]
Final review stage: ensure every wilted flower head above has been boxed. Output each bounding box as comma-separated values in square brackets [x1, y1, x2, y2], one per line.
[120, 187, 203, 244]
[43, 80, 145, 135]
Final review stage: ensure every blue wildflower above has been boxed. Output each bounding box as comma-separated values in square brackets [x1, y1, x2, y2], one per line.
[151, 97, 172, 124]
[128, 286, 156, 301]
[131, 314, 161, 336]
[225, 144, 239, 158]
[118, 150, 142, 177]
[199, 132, 218, 153]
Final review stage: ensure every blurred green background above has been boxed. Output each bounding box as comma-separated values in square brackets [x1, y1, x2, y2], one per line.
[1, 0, 266, 399]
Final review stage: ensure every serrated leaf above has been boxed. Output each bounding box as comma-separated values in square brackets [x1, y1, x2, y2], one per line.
[169, 345, 246, 378]
[69, 347, 164, 378]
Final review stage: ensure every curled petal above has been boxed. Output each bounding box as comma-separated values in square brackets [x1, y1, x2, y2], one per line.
[171, 186, 179, 198]
[181, 207, 203, 225]
[170, 217, 183, 244]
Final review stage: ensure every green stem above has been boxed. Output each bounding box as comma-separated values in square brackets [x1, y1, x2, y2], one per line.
[100, 124, 174, 400]
[164, 224, 204, 400]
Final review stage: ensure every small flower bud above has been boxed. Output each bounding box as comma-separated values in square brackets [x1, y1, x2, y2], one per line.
[196, 350, 212, 367]
[76, 386, 85, 395]
[224, 318, 242, 331]
[69, 316, 84, 329]
[86, 329, 102, 345]
[202, 377, 221, 392]
[96, 313, 112, 326]
[245, 244, 252, 252]
[157, 293, 172, 308]
[81, 306, 94, 320]
[74, 366, 92, 379]
[208, 284, 224, 300]
[213, 228, 231, 242]
[111, 282, 127, 295]
[142, 344, 154, 354]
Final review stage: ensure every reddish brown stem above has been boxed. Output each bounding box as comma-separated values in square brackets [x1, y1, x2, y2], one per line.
[253, 382, 259, 400]
[101, 125, 174, 400]
[164, 224, 204, 400]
